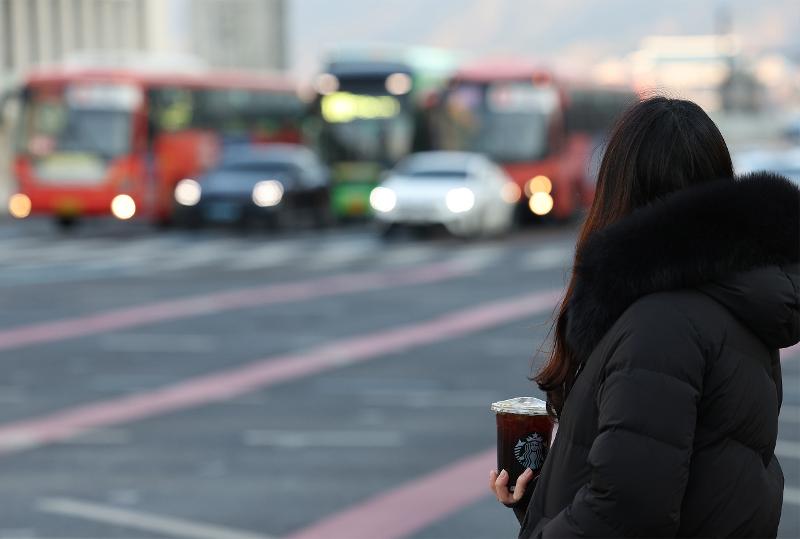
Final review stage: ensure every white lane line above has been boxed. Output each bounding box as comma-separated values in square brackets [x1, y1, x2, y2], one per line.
[776, 440, 800, 459]
[377, 245, 436, 267]
[785, 487, 800, 506]
[37, 498, 275, 539]
[305, 238, 377, 270]
[447, 244, 506, 272]
[154, 239, 245, 271]
[242, 430, 404, 448]
[519, 244, 574, 271]
[2, 239, 112, 267]
[227, 242, 300, 271]
[81, 237, 182, 271]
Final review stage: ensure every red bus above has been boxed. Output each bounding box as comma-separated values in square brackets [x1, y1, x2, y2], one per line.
[431, 60, 636, 221]
[7, 67, 303, 227]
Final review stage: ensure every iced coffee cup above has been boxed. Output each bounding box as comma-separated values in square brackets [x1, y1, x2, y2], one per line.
[490, 396, 555, 491]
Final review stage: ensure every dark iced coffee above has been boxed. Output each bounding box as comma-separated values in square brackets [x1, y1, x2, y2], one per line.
[490, 397, 555, 491]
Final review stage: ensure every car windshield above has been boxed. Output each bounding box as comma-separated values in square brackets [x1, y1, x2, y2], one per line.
[404, 169, 468, 179]
[18, 86, 133, 160]
[434, 81, 554, 163]
[222, 161, 296, 174]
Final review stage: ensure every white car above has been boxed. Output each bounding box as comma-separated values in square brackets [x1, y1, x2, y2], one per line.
[370, 152, 518, 237]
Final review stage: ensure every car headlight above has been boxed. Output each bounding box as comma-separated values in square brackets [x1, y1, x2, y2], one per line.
[8, 193, 32, 219]
[252, 180, 284, 207]
[446, 187, 475, 214]
[529, 192, 554, 216]
[111, 194, 136, 220]
[501, 182, 522, 204]
[370, 186, 397, 213]
[174, 178, 202, 206]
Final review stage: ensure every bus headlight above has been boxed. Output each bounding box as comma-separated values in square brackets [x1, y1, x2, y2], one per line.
[529, 192, 554, 216]
[111, 194, 136, 220]
[8, 193, 32, 219]
[370, 187, 397, 213]
[252, 180, 284, 207]
[385, 73, 412, 95]
[446, 187, 475, 214]
[525, 175, 552, 197]
[175, 178, 202, 206]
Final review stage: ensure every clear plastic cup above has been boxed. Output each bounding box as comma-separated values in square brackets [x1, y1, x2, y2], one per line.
[490, 396, 555, 491]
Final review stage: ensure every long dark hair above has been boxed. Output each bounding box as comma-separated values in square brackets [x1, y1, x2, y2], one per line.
[535, 96, 734, 417]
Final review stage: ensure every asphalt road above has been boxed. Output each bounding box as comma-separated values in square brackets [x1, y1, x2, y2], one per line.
[0, 218, 796, 539]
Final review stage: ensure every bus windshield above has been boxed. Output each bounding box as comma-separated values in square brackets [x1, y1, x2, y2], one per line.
[435, 81, 555, 163]
[18, 85, 135, 160]
[313, 78, 414, 166]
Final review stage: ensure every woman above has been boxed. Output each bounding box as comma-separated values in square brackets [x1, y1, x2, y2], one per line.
[490, 96, 800, 537]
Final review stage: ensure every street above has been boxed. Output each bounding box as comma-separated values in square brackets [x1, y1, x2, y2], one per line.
[0, 219, 795, 538]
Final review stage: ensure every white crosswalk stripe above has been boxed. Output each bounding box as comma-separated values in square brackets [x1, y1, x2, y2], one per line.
[0, 227, 540, 284]
[376, 244, 437, 267]
[226, 241, 302, 270]
[304, 237, 378, 270]
[519, 244, 574, 271]
[153, 239, 246, 271]
[447, 244, 507, 271]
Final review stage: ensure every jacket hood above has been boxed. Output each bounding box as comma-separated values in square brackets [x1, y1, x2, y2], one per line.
[566, 172, 800, 362]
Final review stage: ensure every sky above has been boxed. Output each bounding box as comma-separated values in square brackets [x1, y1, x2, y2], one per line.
[287, 0, 800, 76]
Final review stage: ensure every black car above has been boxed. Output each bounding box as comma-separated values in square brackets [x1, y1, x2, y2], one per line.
[174, 144, 330, 228]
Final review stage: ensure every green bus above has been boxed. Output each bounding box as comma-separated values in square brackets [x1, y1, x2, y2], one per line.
[306, 46, 457, 218]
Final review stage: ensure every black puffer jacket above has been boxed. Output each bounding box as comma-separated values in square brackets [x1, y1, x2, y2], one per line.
[518, 173, 800, 538]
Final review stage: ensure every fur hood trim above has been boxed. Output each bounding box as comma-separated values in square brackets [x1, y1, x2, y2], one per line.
[566, 172, 800, 362]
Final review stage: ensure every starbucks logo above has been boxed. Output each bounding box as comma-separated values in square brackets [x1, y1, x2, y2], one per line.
[514, 433, 546, 471]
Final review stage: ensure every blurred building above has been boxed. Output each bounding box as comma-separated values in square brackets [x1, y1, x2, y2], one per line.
[187, 0, 286, 71]
[0, 0, 174, 84]
[629, 34, 744, 112]
[0, 0, 286, 88]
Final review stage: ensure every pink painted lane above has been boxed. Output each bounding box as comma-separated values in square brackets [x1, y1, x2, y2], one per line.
[0, 288, 561, 455]
[284, 344, 800, 539]
[286, 448, 497, 539]
[0, 261, 471, 352]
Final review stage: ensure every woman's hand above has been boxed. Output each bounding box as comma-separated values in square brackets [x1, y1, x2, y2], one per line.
[489, 468, 534, 506]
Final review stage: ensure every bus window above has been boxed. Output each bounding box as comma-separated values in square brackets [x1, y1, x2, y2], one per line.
[148, 88, 195, 133]
[18, 85, 133, 160]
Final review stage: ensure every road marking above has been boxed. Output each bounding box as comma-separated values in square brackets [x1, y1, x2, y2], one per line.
[305, 238, 376, 270]
[0, 261, 471, 352]
[785, 487, 800, 507]
[153, 240, 243, 271]
[285, 447, 496, 539]
[38, 497, 274, 539]
[242, 430, 404, 448]
[519, 244, 573, 271]
[447, 244, 507, 272]
[0, 288, 560, 455]
[378, 245, 436, 267]
[227, 242, 300, 271]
